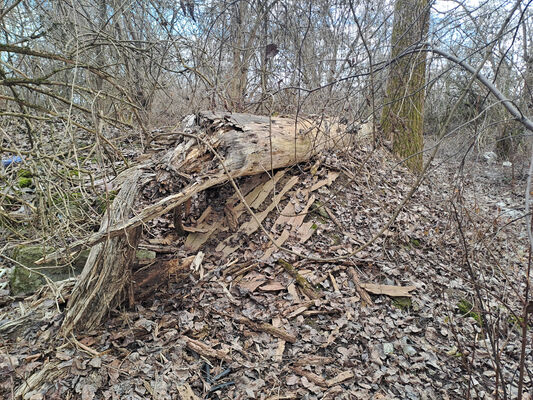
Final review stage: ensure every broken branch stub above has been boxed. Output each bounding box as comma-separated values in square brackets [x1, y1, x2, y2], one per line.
[60, 112, 351, 334]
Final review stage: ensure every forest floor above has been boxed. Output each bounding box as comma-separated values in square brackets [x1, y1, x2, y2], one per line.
[0, 131, 532, 400]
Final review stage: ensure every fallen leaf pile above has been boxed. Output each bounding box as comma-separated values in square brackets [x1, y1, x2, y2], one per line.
[0, 138, 531, 400]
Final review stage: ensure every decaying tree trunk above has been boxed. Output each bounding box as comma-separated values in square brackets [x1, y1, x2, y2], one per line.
[60, 168, 144, 334]
[59, 111, 349, 335]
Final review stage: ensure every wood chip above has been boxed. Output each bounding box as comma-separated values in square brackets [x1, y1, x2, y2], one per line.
[293, 355, 335, 366]
[326, 370, 354, 387]
[182, 336, 232, 362]
[329, 272, 340, 293]
[274, 340, 285, 362]
[265, 394, 298, 400]
[282, 300, 317, 318]
[286, 282, 301, 303]
[196, 205, 212, 224]
[290, 366, 327, 387]
[360, 283, 417, 297]
[234, 315, 297, 343]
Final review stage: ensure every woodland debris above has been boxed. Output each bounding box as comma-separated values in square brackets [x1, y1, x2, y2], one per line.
[45, 111, 348, 336]
[361, 283, 417, 297]
[347, 267, 373, 306]
[182, 336, 232, 363]
[176, 383, 201, 400]
[293, 355, 335, 366]
[134, 257, 193, 300]
[278, 259, 321, 300]
[289, 366, 327, 387]
[265, 394, 299, 400]
[326, 370, 355, 387]
[274, 340, 285, 362]
[233, 315, 297, 343]
[15, 362, 65, 398]
[60, 167, 144, 335]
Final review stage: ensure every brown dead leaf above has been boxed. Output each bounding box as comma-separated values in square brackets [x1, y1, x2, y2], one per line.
[239, 273, 267, 292]
[259, 281, 285, 291]
[176, 383, 200, 400]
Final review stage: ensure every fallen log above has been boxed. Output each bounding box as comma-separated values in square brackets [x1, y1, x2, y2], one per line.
[59, 112, 351, 335]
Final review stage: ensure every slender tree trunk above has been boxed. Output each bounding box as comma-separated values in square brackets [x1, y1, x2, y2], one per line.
[380, 0, 430, 172]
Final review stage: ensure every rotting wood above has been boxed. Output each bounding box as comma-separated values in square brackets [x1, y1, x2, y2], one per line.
[242, 176, 299, 234]
[182, 336, 232, 362]
[278, 259, 321, 300]
[134, 257, 194, 300]
[60, 167, 144, 335]
[289, 366, 327, 387]
[184, 172, 268, 252]
[40, 112, 348, 264]
[347, 267, 373, 306]
[233, 315, 297, 343]
[46, 112, 348, 338]
[325, 371, 355, 387]
[15, 362, 65, 398]
[265, 393, 299, 400]
[293, 355, 335, 366]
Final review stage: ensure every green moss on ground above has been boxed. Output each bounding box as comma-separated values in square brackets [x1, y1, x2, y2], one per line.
[457, 299, 482, 326]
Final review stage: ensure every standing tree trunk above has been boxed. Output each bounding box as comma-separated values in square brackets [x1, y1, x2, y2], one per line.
[380, 0, 430, 172]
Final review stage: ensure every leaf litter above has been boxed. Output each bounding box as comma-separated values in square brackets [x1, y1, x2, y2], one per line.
[0, 137, 532, 400]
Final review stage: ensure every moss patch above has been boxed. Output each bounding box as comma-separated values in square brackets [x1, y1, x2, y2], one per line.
[393, 296, 413, 310]
[9, 246, 158, 294]
[17, 177, 32, 188]
[457, 299, 482, 326]
[311, 201, 329, 219]
[10, 246, 90, 294]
